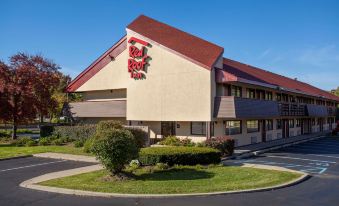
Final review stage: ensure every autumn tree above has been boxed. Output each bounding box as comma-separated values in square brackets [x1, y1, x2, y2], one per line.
[0, 53, 62, 139]
[331, 87, 339, 97]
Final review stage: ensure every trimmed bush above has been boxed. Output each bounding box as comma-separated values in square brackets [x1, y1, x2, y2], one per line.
[0, 130, 11, 137]
[51, 138, 63, 146]
[15, 137, 32, 147]
[204, 137, 235, 157]
[159, 136, 195, 147]
[53, 124, 96, 142]
[127, 128, 148, 148]
[38, 137, 51, 146]
[92, 129, 139, 175]
[40, 125, 54, 137]
[138, 147, 221, 166]
[73, 140, 84, 147]
[83, 136, 96, 153]
[96, 120, 123, 134]
[25, 140, 37, 147]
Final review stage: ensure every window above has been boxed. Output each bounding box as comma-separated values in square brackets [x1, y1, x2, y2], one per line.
[289, 119, 295, 128]
[296, 119, 301, 127]
[247, 120, 259, 133]
[266, 120, 273, 130]
[276, 93, 282, 101]
[265, 92, 273, 100]
[246, 88, 256, 99]
[312, 118, 316, 126]
[191, 122, 206, 135]
[276, 119, 282, 129]
[225, 120, 242, 135]
[231, 85, 242, 97]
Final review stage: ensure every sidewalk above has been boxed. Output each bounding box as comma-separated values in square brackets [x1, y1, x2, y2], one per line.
[232, 132, 328, 159]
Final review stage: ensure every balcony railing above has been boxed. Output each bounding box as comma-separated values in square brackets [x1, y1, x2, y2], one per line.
[278, 103, 307, 116]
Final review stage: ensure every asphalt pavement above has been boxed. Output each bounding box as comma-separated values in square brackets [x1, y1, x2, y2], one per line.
[0, 136, 339, 206]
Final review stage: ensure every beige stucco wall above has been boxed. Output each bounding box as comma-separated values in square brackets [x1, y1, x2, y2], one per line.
[126, 30, 213, 121]
[83, 89, 126, 101]
[76, 50, 130, 91]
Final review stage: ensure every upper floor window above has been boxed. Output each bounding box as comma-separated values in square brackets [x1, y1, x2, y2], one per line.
[247, 120, 259, 133]
[231, 85, 242, 97]
[276, 93, 282, 101]
[225, 120, 242, 135]
[289, 119, 295, 128]
[191, 122, 206, 135]
[265, 92, 273, 100]
[266, 120, 273, 130]
[246, 88, 256, 99]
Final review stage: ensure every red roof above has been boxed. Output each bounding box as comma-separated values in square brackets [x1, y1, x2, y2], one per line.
[222, 58, 339, 102]
[127, 15, 224, 69]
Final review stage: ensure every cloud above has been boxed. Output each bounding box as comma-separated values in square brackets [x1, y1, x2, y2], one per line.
[297, 44, 339, 67]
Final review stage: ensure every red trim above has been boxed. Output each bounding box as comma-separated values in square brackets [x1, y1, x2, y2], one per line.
[128, 37, 149, 46]
[67, 36, 127, 92]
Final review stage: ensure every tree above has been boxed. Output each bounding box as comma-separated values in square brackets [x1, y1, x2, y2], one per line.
[331, 87, 339, 97]
[0, 53, 62, 139]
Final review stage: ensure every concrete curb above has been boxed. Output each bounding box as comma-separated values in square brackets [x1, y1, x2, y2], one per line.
[0, 155, 33, 161]
[33, 153, 98, 163]
[235, 135, 325, 160]
[19, 164, 309, 198]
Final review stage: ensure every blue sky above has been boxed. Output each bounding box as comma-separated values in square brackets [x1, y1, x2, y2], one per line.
[1, 0, 339, 90]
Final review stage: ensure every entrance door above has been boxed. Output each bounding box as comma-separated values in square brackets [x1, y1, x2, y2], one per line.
[161, 122, 176, 137]
[261, 120, 266, 142]
[282, 119, 289, 138]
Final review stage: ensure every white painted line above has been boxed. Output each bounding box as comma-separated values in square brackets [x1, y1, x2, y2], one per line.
[281, 147, 339, 154]
[0, 160, 68, 173]
[307, 154, 339, 159]
[265, 155, 336, 164]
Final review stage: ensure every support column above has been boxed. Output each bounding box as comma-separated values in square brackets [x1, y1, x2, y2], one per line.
[206, 121, 212, 140]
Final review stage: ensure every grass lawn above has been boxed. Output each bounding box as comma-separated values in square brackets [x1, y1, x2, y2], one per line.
[0, 144, 89, 159]
[39, 165, 301, 194]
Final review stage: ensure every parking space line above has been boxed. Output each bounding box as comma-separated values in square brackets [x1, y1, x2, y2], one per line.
[265, 155, 336, 164]
[0, 160, 68, 173]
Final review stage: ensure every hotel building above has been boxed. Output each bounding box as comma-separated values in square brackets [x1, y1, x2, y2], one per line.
[66, 15, 339, 146]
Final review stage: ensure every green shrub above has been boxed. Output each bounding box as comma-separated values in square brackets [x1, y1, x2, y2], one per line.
[159, 136, 195, 147]
[92, 129, 139, 175]
[96, 120, 123, 134]
[204, 137, 235, 157]
[38, 137, 51, 146]
[53, 124, 96, 143]
[0, 130, 11, 137]
[155, 162, 169, 170]
[83, 136, 96, 153]
[73, 140, 84, 148]
[51, 138, 63, 146]
[15, 137, 32, 147]
[25, 139, 37, 147]
[139, 147, 221, 166]
[40, 125, 54, 137]
[16, 129, 34, 134]
[127, 127, 148, 148]
[159, 136, 181, 146]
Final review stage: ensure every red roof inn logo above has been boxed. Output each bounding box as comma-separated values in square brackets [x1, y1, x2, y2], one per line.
[128, 37, 151, 79]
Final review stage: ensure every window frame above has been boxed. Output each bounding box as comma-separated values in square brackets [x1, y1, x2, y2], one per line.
[266, 120, 273, 131]
[276, 119, 282, 129]
[190, 122, 206, 135]
[231, 85, 242, 97]
[247, 120, 259, 133]
[225, 120, 242, 135]
[289, 119, 295, 128]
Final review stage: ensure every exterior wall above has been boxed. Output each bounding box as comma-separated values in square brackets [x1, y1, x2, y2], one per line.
[76, 50, 130, 91]
[175, 122, 207, 143]
[83, 89, 126, 101]
[126, 30, 212, 121]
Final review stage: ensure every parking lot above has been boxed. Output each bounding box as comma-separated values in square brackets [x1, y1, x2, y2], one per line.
[234, 136, 339, 175]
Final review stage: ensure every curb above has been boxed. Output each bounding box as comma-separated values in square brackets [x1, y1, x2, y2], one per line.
[0, 155, 32, 161]
[235, 135, 325, 160]
[19, 164, 309, 198]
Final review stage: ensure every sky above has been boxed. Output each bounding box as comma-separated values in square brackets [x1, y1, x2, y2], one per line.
[1, 0, 339, 90]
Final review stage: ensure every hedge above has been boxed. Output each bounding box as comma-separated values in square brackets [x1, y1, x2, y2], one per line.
[138, 147, 221, 166]
[53, 124, 96, 142]
[40, 125, 54, 137]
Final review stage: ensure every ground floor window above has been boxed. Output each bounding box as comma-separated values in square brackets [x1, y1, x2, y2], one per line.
[266, 120, 273, 130]
[247, 120, 259, 133]
[225, 120, 242, 135]
[312, 118, 316, 126]
[289, 119, 295, 128]
[276, 119, 282, 129]
[191, 122, 206, 135]
[296, 119, 301, 127]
